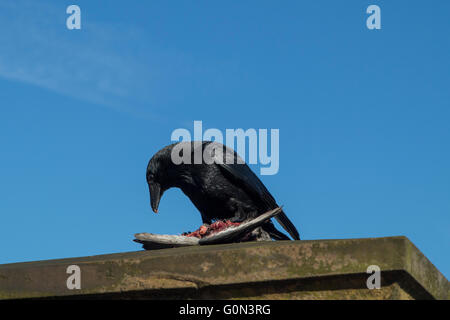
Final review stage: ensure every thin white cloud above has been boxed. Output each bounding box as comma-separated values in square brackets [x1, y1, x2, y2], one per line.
[0, 0, 238, 123]
[0, 1, 160, 115]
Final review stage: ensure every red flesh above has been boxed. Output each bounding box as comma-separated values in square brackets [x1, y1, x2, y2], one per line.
[183, 220, 241, 239]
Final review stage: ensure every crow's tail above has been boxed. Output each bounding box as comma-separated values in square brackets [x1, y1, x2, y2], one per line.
[274, 210, 300, 240]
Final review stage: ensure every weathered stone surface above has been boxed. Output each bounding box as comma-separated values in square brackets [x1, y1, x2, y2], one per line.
[0, 236, 448, 300]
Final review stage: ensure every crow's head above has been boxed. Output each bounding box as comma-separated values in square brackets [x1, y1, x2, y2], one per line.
[146, 144, 178, 213]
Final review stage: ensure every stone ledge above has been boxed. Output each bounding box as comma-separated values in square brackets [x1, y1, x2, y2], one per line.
[0, 236, 448, 300]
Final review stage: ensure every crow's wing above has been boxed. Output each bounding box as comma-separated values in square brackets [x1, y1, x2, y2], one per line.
[204, 142, 300, 240]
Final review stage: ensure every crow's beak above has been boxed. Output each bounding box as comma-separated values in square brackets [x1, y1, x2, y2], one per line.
[149, 182, 161, 213]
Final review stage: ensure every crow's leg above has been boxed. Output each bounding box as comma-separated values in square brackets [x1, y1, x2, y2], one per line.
[229, 206, 248, 223]
[227, 199, 258, 223]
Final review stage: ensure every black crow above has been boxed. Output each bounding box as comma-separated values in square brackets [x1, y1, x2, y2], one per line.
[146, 141, 300, 240]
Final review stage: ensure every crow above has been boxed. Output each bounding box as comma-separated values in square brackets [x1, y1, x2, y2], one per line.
[146, 141, 300, 241]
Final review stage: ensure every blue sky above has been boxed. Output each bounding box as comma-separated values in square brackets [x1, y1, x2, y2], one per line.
[0, 1, 449, 279]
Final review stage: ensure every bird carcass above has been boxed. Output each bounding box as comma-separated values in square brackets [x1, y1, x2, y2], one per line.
[134, 207, 283, 250]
